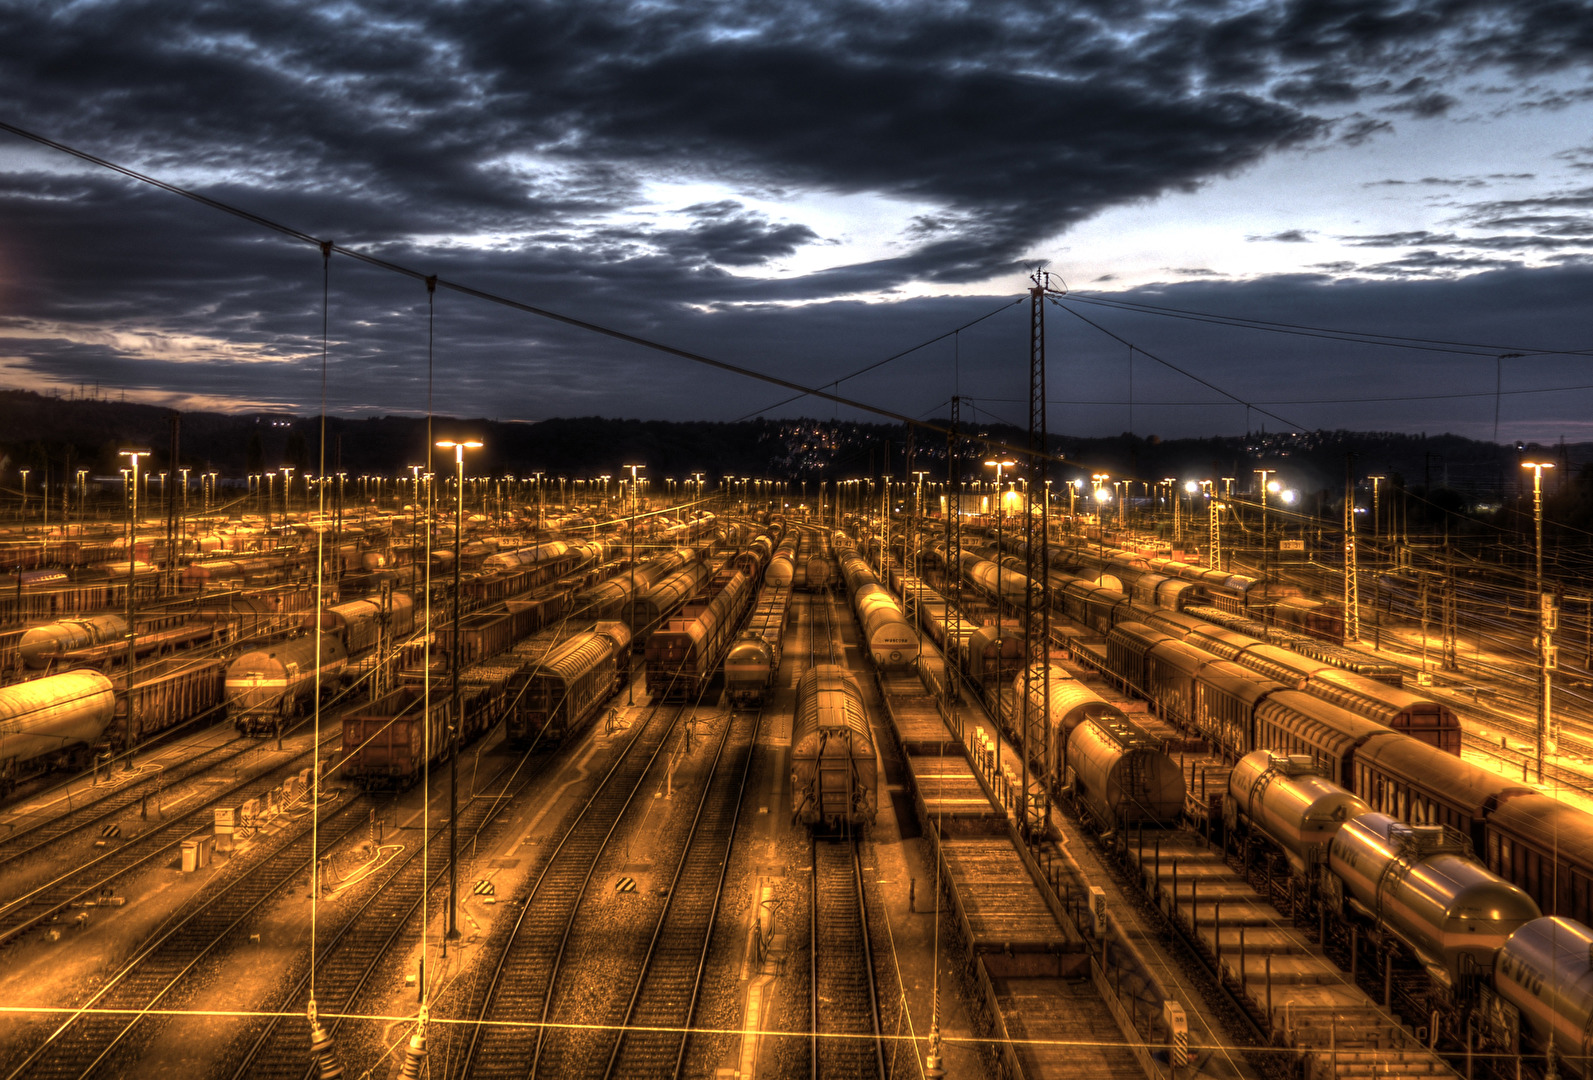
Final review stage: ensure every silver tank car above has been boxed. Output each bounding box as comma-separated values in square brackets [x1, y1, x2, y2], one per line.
[1329, 812, 1541, 986]
[724, 632, 777, 705]
[20, 615, 128, 668]
[226, 635, 351, 734]
[766, 536, 798, 588]
[1496, 917, 1593, 1077]
[851, 583, 919, 669]
[316, 592, 414, 656]
[790, 665, 878, 830]
[1067, 715, 1186, 829]
[1011, 663, 1126, 787]
[1227, 751, 1368, 877]
[959, 551, 1031, 604]
[0, 670, 116, 787]
[482, 540, 569, 573]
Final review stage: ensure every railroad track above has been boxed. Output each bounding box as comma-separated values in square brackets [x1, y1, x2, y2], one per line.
[223, 742, 573, 1079]
[453, 701, 684, 1078]
[0, 794, 369, 1080]
[0, 728, 339, 948]
[0, 733, 270, 873]
[810, 837, 885, 1080]
[593, 706, 761, 1079]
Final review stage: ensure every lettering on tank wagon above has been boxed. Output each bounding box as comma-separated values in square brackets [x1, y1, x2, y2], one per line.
[1499, 952, 1547, 996]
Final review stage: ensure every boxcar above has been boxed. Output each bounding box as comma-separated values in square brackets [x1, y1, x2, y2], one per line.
[505, 622, 632, 747]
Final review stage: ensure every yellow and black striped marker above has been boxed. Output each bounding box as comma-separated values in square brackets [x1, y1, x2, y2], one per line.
[615, 876, 637, 893]
[101, 823, 120, 839]
[473, 880, 495, 897]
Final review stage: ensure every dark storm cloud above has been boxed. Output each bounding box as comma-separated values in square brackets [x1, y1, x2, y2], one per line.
[0, 0, 1591, 432]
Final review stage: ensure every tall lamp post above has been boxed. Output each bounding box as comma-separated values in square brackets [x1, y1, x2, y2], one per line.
[1524, 460, 1557, 780]
[119, 450, 150, 767]
[984, 459, 1014, 769]
[624, 464, 644, 704]
[436, 438, 483, 945]
[1254, 469, 1276, 581]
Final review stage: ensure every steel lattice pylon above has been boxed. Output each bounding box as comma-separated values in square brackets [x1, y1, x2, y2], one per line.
[1020, 273, 1060, 839]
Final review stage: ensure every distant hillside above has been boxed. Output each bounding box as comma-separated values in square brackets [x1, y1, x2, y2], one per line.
[0, 389, 1583, 505]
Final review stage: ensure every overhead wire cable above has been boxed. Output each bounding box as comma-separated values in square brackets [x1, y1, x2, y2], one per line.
[0, 121, 1086, 474]
[1068, 291, 1593, 359]
[1050, 298, 1307, 431]
[734, 296, 1024, 421]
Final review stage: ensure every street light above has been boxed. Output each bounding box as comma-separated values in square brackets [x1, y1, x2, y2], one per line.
[119, 449, 150, 765]
[436, 438, 483, 946]
[1254, 469, 1276, 581]
[984, 459, 1015, 769]
[1523, 460, 1557, 780]
[624, 463, 644, 704]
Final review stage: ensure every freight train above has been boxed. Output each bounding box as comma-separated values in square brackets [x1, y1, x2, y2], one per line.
[1225, 750, 1589, 1077]
[0, 658, 227, 794]
[645, 532, 774, 701]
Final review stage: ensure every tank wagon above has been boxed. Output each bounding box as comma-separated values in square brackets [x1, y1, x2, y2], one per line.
[226, 635, 352, 736]
[645, 567, 753, 701]
[766, 534, 798, 588]
[789, 665, 878, 831]
[20, 614, 127, 668]
[959, 550, 1035, 608]
[1225, 749, 1572, 1069]
[0, 670, 116, 794]
[504, 622, 632, 748]
[1066, 713, 1186, 830]
[801, 530, 835, 591]
[838, 548, 918, 669]
[725, 583, 792, 707]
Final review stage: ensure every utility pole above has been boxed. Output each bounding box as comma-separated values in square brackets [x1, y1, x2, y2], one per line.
[119, 449, 150, 769]
[436, 438, 482, 945]
[1208, 497, 1222, 571]
[1254, 469, 1275, 582]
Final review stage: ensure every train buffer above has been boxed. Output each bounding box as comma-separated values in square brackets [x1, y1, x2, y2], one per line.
[615, 876, 638, 893]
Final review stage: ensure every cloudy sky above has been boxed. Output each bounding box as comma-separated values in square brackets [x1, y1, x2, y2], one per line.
[0, 0, 1591, 441]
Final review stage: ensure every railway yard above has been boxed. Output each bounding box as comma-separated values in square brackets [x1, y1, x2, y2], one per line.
[4, 477, 1593, 1080]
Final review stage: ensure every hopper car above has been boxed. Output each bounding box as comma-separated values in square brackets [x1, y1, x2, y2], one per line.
[789, 664, 878, 831]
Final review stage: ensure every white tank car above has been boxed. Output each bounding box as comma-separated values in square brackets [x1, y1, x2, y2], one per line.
[1329, 812, 1541, 987]
[226, 635, 351, 734]
[1009, 663, 1126, 790]
[20, 615, 128, 668]
[0, 670, 116, 788]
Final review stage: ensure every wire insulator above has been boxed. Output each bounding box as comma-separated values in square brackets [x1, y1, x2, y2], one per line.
[398, 1026, 428, 1079]
[309, 1020, 346, 1080]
